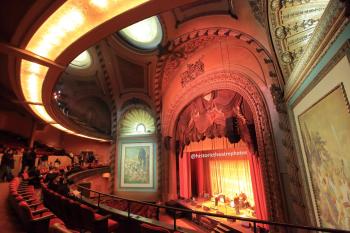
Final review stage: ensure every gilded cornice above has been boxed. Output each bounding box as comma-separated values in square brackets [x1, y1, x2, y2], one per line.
[268, 0, 329, 79]
[285, 0, 347, 99]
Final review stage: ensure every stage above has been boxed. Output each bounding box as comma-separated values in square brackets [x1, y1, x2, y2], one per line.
[177, 198, 256, 232]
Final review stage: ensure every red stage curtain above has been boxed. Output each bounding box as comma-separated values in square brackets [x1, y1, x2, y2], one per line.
[209, 157, 254, 204]
[248, 152, 268, 221]
[190, 156, 211, 197]
[179, 152, 191, 198]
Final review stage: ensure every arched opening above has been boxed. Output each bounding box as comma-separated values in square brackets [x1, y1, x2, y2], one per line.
[161, 70, 285, 222]
[175, 89, 267, 220]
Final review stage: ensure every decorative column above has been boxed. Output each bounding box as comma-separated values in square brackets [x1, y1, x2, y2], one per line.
[166, 137, 178, 200]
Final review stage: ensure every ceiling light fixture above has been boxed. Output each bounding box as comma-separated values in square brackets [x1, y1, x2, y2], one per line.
[119, 16, 162, 50]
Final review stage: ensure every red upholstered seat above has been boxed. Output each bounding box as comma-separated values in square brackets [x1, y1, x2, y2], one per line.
[140, 223, 172, 233]
[80, 204, 118, 233]
[49, 223, 80, 233]
[94, 213, 119, 232]
[18, 201, 56, 233]
[107, 218, 119, 232]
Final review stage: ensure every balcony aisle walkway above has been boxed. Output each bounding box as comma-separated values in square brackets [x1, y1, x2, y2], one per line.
[0, 182, 25, 233]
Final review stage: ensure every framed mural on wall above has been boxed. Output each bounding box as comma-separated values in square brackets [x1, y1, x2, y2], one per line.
[298, 84, 350, 229]
[120, 142, 153, 188]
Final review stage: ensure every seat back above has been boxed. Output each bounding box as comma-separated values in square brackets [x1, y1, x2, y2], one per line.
[140, 223, 171, 233]
[79, 204, 95, 230]
[64, 199, 80, 229]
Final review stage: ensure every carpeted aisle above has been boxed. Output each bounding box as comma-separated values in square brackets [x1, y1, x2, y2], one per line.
[0, 182, 25, 233]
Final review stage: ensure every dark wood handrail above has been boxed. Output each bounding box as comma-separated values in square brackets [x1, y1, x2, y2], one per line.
[75, 183, 350, 233]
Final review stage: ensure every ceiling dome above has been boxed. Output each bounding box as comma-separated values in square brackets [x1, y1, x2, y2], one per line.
[118, 16, 162, 50]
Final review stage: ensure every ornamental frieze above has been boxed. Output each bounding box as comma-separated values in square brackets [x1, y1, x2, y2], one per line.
[181, 58, 205, 87]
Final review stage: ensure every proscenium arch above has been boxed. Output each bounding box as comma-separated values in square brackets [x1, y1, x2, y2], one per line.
[162, 71, 285, 222]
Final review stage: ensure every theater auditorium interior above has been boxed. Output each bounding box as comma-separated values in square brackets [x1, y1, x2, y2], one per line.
[0, 0, 349, 233]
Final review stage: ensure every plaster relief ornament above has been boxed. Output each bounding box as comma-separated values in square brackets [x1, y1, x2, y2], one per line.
[181, 59, 205, 87]
[275, 26, 287, 39]
[281, 52, 293, 64]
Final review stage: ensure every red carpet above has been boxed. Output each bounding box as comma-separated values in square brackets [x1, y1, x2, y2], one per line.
[0, 182, 25, 233]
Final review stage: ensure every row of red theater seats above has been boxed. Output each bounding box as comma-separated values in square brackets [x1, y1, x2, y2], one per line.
[103, 199, 159, 220]
[41, 181, 119, 233]
[8, 177, 77, 233]
[42, 182, 180, 233]
[10, 176, 180, 233]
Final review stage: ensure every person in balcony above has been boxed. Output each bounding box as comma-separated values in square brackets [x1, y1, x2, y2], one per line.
[0, 148, 14, 181]
[19, 147, 30, 176]
[27, 147, 37, 171]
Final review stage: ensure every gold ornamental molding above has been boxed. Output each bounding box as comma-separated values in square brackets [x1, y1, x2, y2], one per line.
[285, 0, 348, 99]
[268, 0, 330, 80]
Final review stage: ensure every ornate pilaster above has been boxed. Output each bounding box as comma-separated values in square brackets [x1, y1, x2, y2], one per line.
[270, 84, 309, 225]
[95, 43, 118, 194]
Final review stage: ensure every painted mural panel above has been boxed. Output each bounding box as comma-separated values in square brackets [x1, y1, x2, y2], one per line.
[120, 143, 153, 188]
[299, 85, 350, 229]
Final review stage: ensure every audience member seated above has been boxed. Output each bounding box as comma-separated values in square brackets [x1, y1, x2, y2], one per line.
[28, 167, 43, 188]
[45, 167, 59, 184]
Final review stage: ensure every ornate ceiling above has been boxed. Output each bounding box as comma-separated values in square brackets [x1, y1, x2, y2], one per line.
[0, 0, 335, 140]
[268, 0, 330, 79]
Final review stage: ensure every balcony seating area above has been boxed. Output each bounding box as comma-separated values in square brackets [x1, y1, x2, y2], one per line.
[8, 167, 183, 233]
[41, 181, 119, 233]
[8, 177, 77, 233]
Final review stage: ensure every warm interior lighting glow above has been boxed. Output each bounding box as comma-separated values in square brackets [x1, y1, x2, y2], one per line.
[26, 0, 150, 60]
[51, 124, 75, 134]
[119, 16, 162, 50]
[136, 123, 146, 133]
[20, 61, 48, 103]
[90, 0, 109, 9]
[19, 0, 150, 141]
[51, 124, 109, 142]
[119, 108, 155, 136]
[30, 105, 55, 123]
[69, 50, 92, 69]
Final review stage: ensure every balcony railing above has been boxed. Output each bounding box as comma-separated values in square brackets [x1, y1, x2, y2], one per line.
[71, 182, 350, 233]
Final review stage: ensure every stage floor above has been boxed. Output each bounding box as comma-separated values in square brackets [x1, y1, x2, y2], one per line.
[178, 199, 256, 232]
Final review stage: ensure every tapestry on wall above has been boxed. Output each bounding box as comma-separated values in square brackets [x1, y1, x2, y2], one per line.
[299, 84, 350, 229]
[120, 143, 153, 188]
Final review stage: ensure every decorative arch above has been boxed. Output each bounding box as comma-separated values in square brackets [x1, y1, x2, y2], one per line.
[118, 106, 156, 137]
[162, 70, 285, 222]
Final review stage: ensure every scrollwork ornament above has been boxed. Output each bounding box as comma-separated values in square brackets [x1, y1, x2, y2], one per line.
[275, 26, 287, 39]
[270, 0, 281, 10]
[281, 51, 294, 63]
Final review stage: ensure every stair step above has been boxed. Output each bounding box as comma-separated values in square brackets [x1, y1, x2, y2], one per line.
[213, 227, 226, 233]
[217, 224, 230, 231]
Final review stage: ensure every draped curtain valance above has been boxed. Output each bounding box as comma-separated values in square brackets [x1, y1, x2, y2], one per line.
[176, 90, 257, 153]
